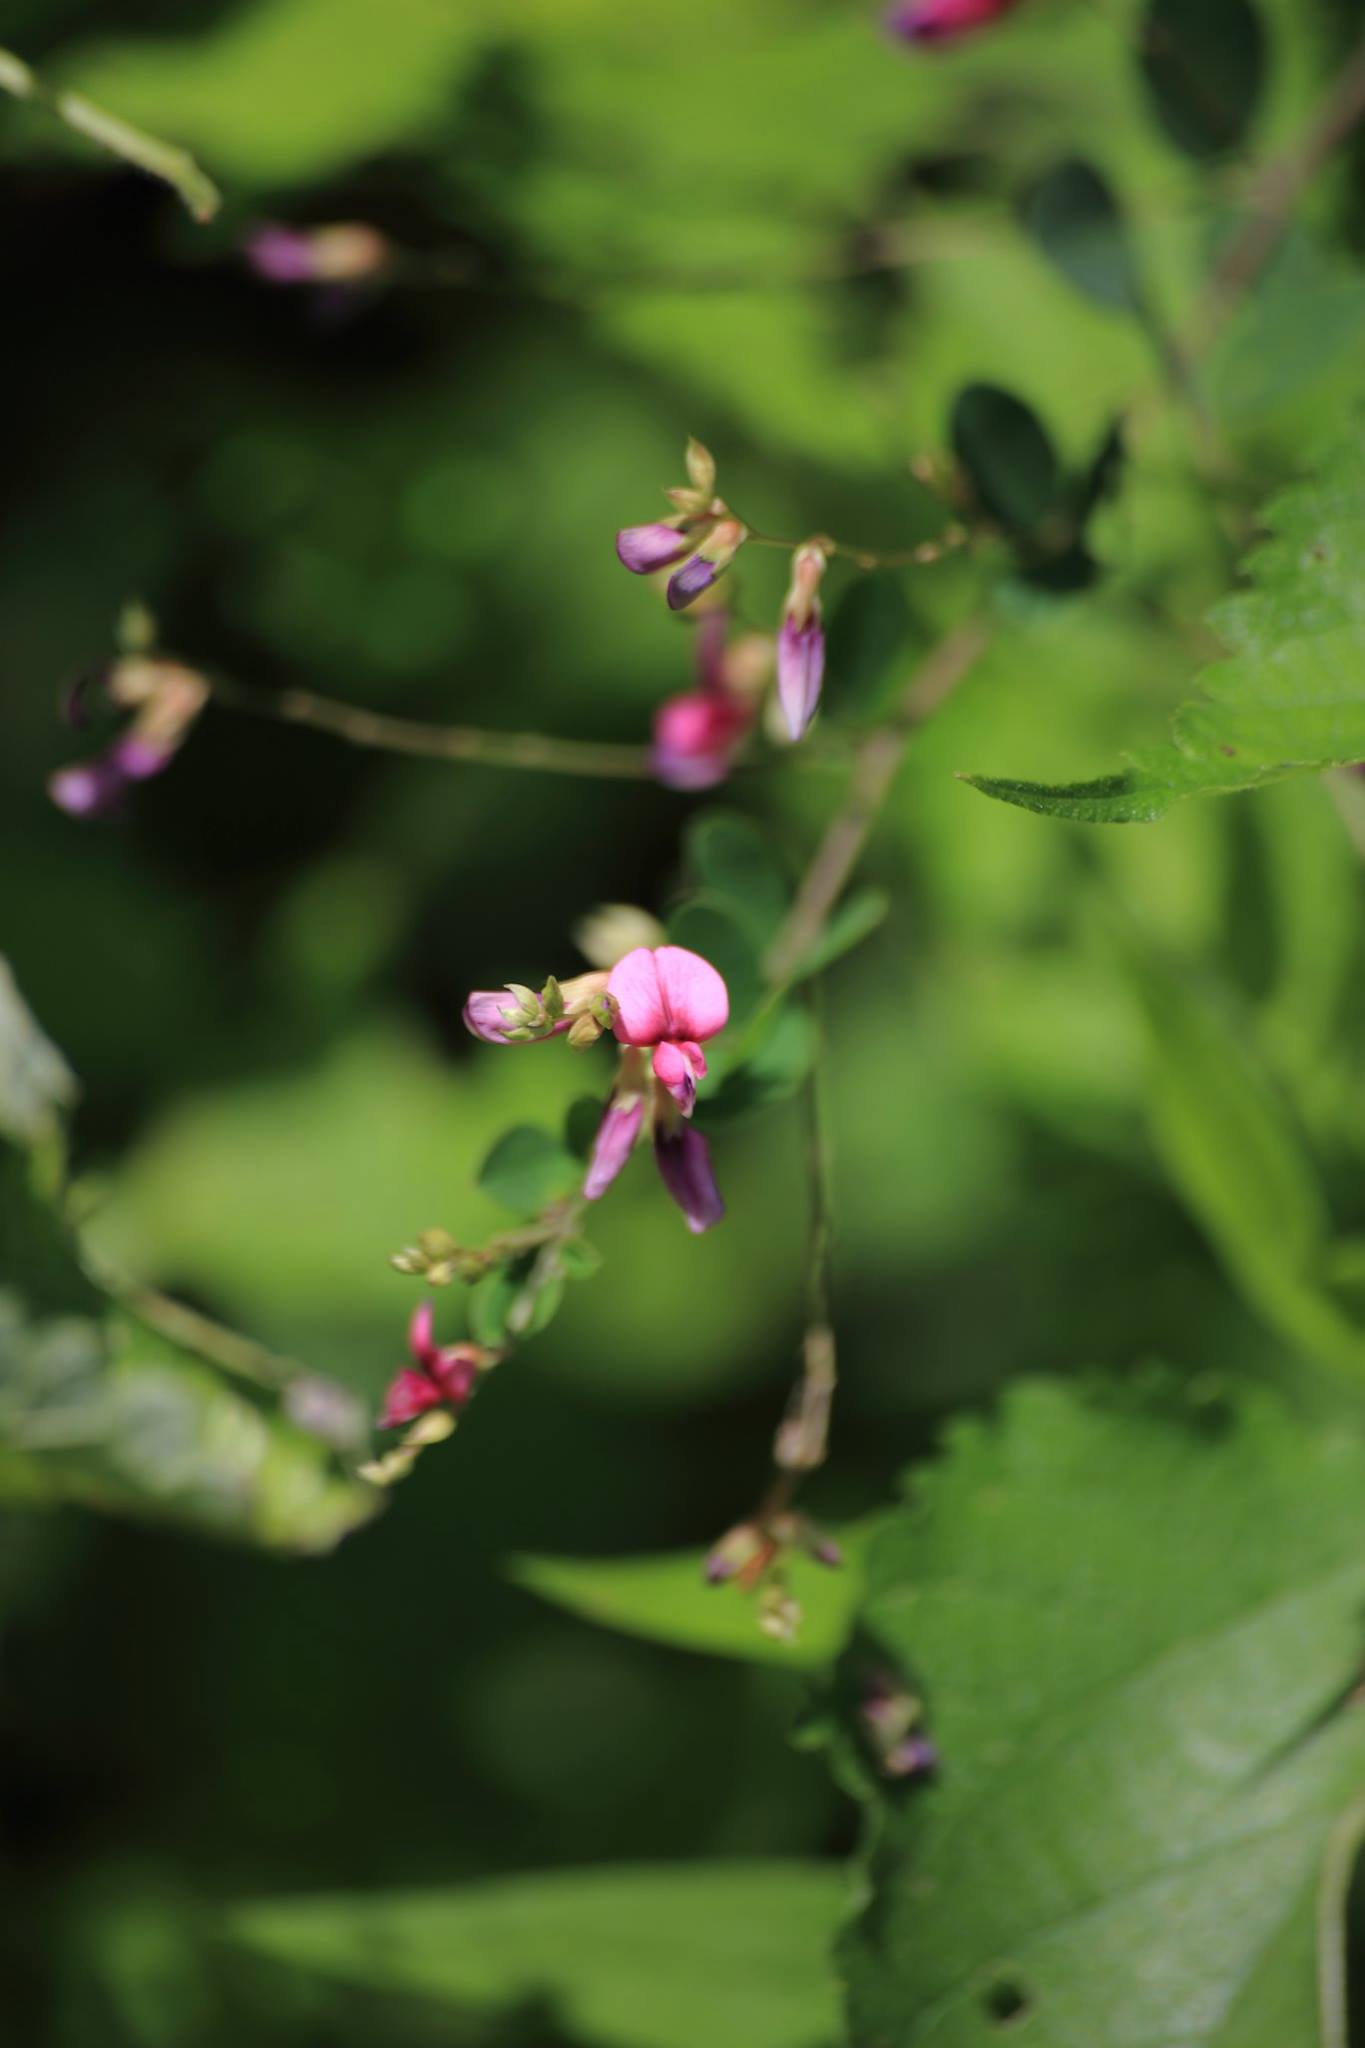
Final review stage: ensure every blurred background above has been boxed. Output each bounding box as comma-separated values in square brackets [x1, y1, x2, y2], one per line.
[6, 0, 1365, 2040]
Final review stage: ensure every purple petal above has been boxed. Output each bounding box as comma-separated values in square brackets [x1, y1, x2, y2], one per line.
[615, 523, 692, 575]
[583, 1095, 645, 1200]
[244, 225, 318, 283]
[666, 555, 719, 611]
[885, 0, 1015, 42]
[694, 609, 728, 692]
[110, 733, 176, 781]
[777, 617, 825, 741]
[47, 756, 130, 817]
[654, 1124, 725, 1234]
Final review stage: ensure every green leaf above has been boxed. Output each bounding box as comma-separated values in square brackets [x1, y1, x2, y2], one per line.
[0, 957, 76, 1151]
[951, 383, 1060, 540]
[564, 1094, 604, 1162]
[842, 1379, 1365, 2048]
[226, 1861, 845, 2048]
[0, 1160, 376, 1551]
[511, 1527, 868, 1668]
[1125, 945, 1365, 1383]
[824, 577, 918, 722]
[1024, 158, 1141, 314]
[790, 888, 890, 980]
[699, 1002, 817, 1126]
[476, 1125, 577, 1216]
[1138, 0, 1266, 162]
[667, 897, 765, 1026]
[684, 813, 790, 947]
[467, 1265, 518, 1347]
[964, 424, 1365, 822]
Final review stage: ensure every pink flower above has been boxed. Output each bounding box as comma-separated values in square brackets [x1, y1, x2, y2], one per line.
[777, 542, 827, 741]
[608, 943, 728, 1055]
[652, 615, 761, 790]
[885, 0, 1020, 42]
[245, 221, 389, 285]
[378, 1301, 486, 1429]
[49, 659, 209, 819]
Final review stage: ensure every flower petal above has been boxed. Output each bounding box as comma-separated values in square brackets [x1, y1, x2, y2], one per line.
[616, 522, 692, 574]
[654, 1125, 726, 1234]
[653, 946, 729, 1042]
[377, 1367, 443, 1429]
[777, 616, 825, 741]
[408, 1300, 436, 1367]
[652, 1040, 706, 1115]
[666, 554, 718, 610]
[583, 1094, 645, 1199]
[606, 948, 668, 1044]
[429, 1345, 480, 1405]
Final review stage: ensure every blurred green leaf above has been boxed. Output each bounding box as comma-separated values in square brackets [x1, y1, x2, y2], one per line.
[564, 1095, 604, 1161]
[951, 383, 1059, 539]
[0, 956, 76, 1151]
[1024, 158, 1141, 314]
[1138, 0, 1266, 161]
[667, 897, 765, 1026]
[823, 578, 918, 723]
[965, 421, 1365, 820]
[511, 1526, 868, 1668]
[843, 1379, 1365, 2047]
[227, 1861, 844, 2048]
[477, 1125, 578, 1217]
[700, 1002, 816, 1125]
[1125, 945, 1365, 1383]
[684, 813, 790, 947]
[791, 889, 890, 980]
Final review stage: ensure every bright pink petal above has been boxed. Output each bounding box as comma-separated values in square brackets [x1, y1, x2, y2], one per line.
[378, 1368, 442, 1429]
[408, 1300, 436, 1367]
[607, 948, 669, 1044]
[429, 1346, 480, 1405]
[653, 946, 729, 1043]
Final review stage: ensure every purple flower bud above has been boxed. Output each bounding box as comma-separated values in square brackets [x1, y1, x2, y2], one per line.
[583, 1095, 645, 1200]
[885, 1735, 939, 1778]
[244, 225, 320, 284]
[654, 1124, 725, 1234]
[110, 733, 175, 781]
[885, 0, 1019, 42]
[667, 554, 718, 611]
[47, 759, 129, 817]
[777, 616, 826, 741]
[616, 523, 694, 575]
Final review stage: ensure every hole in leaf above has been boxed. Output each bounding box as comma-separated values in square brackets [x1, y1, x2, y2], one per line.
[983, 1977, 1031, 2026]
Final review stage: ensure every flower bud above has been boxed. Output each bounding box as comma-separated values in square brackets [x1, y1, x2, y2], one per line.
[245, 221, 389, 284]
[667, 519, 748, 612]
[583, 1094, 645, 1200]
[777, 543, 828, 742]
[616, 521, 700, 575]
[885, 0, 1021, 42]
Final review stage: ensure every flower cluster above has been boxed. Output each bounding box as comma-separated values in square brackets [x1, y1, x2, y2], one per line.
[466, 941, 729, 1233]
[618, 441, 831, 751]
[49, 656, 209, 817]
[378, 1301, 493, 1430]
[885, 0, 1020, 43]
[652, 610, 772, 790]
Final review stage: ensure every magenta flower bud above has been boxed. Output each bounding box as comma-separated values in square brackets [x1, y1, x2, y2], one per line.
[462, 991, 524, 1044]
[110, 733, 175, 781]
[777, 617, 826, 741]
[378, 1367, 446, 1430]
[666, 519, 747, 612]
[885, 0, 1019, 42]
[49, 656, 208, 823]
[654, 1124, 725, 1234]
[244, 225, 319, 283]
[652, 688, 751, 791]
[616, 522, 696, 575]
[583, 1094, 645, 1200]
[48, 759, 129, 817]
[378, 1300, 488, 1429]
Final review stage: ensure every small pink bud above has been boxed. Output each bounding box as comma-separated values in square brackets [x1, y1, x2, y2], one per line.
[245, 221, 389, 284]
[777, 543, 828, 741]
[583, 1094, 645, 1200]
[885, 0, 1020, 42]
[615, 522, 697, 575]
[666, 520, 747, 612]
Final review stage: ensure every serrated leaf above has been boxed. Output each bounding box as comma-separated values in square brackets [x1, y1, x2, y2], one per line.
[1024, 158, 1141, 314]
[1138, 0, 1266, 162]
[842, 1379, 1365, 2048]
[476, 1125, 577, 1217]
[684, 813, 790, 947]
[225, 1861, 845, 2048]
[510, 1526, 868, 1668]
[1125, 945, 1365, 1383]
[0, 958, 77, 1150]
[964, 425, 1365, 821]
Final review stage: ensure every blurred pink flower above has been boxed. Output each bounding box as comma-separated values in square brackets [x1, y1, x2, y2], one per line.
[378, 1301, 485, 1429]
[885, 0, 1020, 43]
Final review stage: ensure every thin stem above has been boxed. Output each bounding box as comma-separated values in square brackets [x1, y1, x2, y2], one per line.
[116, 1280, 299, 1392]
[1183, 32, 1365, 360]
[770, 988, 838, 1481]
[209, 675, 655, 781]
[764, 619, 992, 988]
[0, 44, 220, 222]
